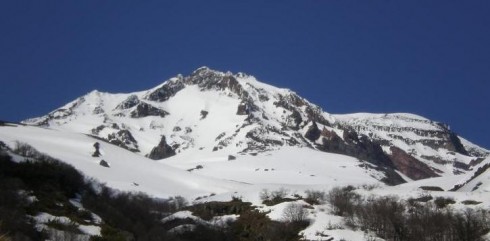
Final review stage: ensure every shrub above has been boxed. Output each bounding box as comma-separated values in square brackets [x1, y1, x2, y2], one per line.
[327, 186, 360, 216]
[13, 141, 42, 158]
[452, 208, 490, 241]
[187, 200, 252, 221]
[46, 219, 82, 234]
[259, 189, 271, 201]
[90, 225, 129, 241]
[260, 188, 294, 206]
[271, 188, 288, 200]
[0, 157, 47, 241]
[326, 190, 490, 241]
[282, 203, 308, 223]
[434, 196, 456, 209]
[304, 190, 326, 205]
[230, 209, 307, 241]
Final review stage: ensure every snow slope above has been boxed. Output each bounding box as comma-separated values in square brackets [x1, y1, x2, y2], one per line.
[0, 124, 387, 200]
[0, 124, 245, 199]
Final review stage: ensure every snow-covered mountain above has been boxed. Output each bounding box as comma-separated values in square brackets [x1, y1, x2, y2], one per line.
[22, 67, 488, 185]
[3, 67, 490, 241]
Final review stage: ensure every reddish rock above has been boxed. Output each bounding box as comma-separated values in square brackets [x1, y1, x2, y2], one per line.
[389, 146, 439, 180]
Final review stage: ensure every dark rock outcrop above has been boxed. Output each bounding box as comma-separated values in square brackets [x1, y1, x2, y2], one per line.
[388, 147, 439, 180]
[115, 95, 140, 110]
[107, 130, 139, 152]
[304, 122, 321, 142]
[274, 93, 330, 127]
[200, 110, 209, 119]
[288, 110, 303, 130]
[99, 160, 110, 168]
[447, 132, 468, 155]
[185, 68, 249, 98]
[130, 102, 169, 118]
[236, 102, 249, 115]
[92, 142, 101, 157]
[318, 128, 405, 185]
[91, 125, 106, 135]
[146, 79, 185, 102]
[148, 135, 176, 160]
[450, 163, 490, 191]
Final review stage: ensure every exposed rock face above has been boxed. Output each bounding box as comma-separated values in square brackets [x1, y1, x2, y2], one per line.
[185, 68, 248, 98]
[146, 78, 185, 102]
[236, 102, 249, 115]
[315, 128, 404, 185]
[92, 142, 101, 157]
[115, 95, 140, 110]
[334, 113, 488, 177]
[319, 129, 392, 168]
[148, 135, 176, 160]
[130, 102, 169, 118]
[91, 125, 105, 135]
[274, 93, 330, 127]
[450, 163, 490, 191]
[107, 130, 139, 152]
[305, 122, 321, 142]
[99, 160, 110, 168]
[388, 147, 439, 180]
[200, 110, 209, 119]
[447, 132, 468, 155]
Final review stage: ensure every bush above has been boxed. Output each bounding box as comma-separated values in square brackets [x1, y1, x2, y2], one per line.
[452, 208, 490, 241]
[230, 209, 307, 241]
[304, 190, 326, 205]
[9, 143, 86, 198]
[327, 186, 360, 216]
[434, 196, 456, 209]
[13, 141, 42, 158]
[0, 155, 47, 241]
[46, 219, 82, 234]
[260, 188, 294, 206]
[282, 203, 308, 223]
[82, 187, 175, 241]
[187, 200, 252, 221]
[326, 187, 490, 241]
[90, 225, 129, 241]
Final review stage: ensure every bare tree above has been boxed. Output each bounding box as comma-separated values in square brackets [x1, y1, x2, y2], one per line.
[282, 203, 308, 223]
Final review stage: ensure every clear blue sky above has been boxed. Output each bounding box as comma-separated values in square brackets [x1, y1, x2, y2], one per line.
[1, 1, 489, 148]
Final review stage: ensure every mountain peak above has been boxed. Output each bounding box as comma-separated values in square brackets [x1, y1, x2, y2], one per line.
[21, 68, 489, 185]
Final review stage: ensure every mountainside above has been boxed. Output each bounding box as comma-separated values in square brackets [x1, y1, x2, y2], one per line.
[3, 67, 490, 241]
[23, 67, 489, 185]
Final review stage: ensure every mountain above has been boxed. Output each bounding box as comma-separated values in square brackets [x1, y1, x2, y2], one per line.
[2, 67, 490, 241]
[22, 67, 489, 185]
